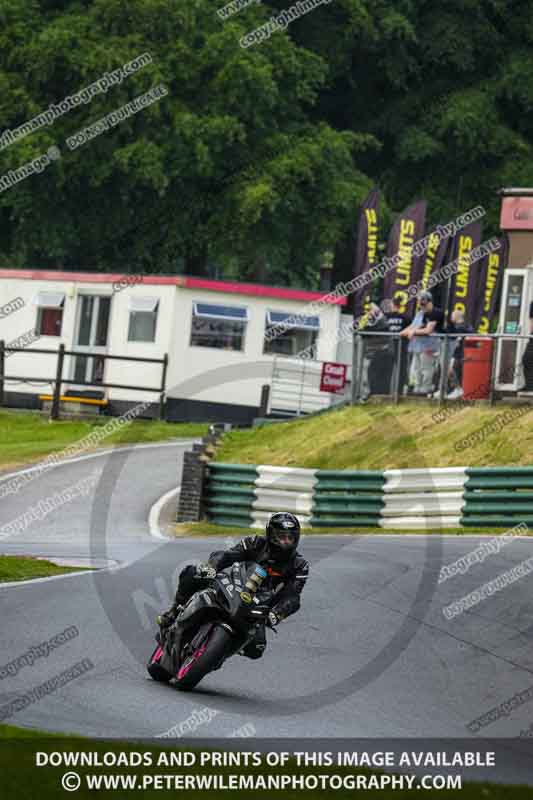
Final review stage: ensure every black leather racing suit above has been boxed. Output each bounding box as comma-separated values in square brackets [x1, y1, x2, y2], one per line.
[174, 535, 309, 659]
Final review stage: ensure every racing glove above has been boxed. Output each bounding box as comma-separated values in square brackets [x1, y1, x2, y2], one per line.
[157, 603, 181, 629]
[196, 561, 217, 580]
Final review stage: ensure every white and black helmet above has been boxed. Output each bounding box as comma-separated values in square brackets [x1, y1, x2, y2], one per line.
[265, 512, 301, 560]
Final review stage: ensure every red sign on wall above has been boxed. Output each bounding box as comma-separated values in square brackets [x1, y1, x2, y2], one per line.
[500, 196, 533, 230]
[320, 362, 347, 393]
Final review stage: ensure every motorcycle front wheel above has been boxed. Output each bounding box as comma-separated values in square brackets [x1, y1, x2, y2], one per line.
[147, 643, 172, 683]
[175, 625, 233, 691]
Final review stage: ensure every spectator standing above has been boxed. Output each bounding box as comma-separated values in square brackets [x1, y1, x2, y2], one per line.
[446, 310, 473, 399]
[382, 298, 411, 394]
[383, 297, 411, 333]
[400, 291, 444, 396]
[359, 303, 392, 400]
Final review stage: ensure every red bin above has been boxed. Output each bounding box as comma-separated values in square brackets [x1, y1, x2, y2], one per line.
[461, 337, 494, 400]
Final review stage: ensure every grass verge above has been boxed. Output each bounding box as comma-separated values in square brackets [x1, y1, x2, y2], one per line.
[0, 555, 92, 583]
[0, 410, 207, 470]
[215, 403, 533, 469]
[0, 723, 67, 739]
[173, 522, 530, 538]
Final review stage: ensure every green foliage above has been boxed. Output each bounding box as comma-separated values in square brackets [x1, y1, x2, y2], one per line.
[0, 0, 531, 282]
[308, 0, 533, 228]
[0, 0, 373, 281]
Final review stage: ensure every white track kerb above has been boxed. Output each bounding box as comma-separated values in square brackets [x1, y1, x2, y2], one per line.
[381, 468, 467, 529]
[149, 487, 180, 540]
[252, 466, 318, 528]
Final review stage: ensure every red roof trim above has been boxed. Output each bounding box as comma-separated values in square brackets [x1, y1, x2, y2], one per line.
[182, 276, 346, 304]
[0, 269, 346, 305]
[0, 269, 179, 285]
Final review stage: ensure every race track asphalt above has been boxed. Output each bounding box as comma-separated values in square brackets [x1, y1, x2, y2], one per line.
[1, 440, 533, 781]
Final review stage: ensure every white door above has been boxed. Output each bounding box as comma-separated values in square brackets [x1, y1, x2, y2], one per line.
[71, 295, 111, 387]
[495, 269, 531, 390]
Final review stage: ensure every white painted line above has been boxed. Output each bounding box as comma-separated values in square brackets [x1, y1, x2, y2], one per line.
[0, 440, 198, 485]
[149, 487, 180, 541]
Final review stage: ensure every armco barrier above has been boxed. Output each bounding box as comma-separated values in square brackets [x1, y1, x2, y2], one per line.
[204, 463, 533, 529]
[205, 463, 258, 527]
[311, 470, 384, 528]
[462, 467, 533, 527]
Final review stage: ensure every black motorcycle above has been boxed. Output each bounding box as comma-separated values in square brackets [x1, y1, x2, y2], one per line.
[147, 562, 276, 691]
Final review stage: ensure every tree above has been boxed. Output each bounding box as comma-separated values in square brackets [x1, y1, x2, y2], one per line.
[0, 0, 377, 283]
[282, 0, 533, 233]
[3, 0, 528, 286]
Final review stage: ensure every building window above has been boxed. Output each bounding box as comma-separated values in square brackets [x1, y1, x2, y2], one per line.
[34, 292, 65, 336]
[128, 296, 159, 342]
[190, 302, 248, 351]
[263, 310, 320, 357]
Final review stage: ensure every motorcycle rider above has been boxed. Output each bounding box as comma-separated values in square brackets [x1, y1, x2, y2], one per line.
[157, 512, 309, 659]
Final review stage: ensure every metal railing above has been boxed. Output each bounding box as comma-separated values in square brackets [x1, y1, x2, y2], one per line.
[0, 341, 168, 420]
[350, 331, 533, 406]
